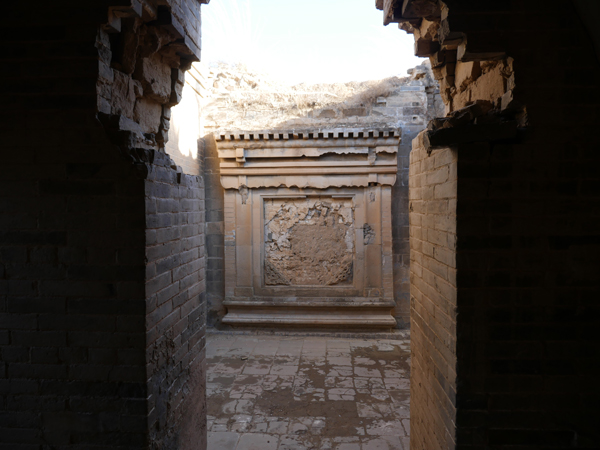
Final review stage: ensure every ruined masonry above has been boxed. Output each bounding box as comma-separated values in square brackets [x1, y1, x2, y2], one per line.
[213, 129, 400, 328]
[198, 62, 443, 329]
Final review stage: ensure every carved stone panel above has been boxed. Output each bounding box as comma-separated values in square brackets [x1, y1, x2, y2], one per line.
[264, 197, 355, 286]
[217, 129, 400, 329]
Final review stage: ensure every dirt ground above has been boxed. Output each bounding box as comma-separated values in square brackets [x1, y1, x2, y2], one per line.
[206, 333, 410, 450]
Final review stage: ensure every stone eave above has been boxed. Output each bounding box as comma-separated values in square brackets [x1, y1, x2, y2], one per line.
[215, 128, 400, 189]
[214, 128, 400, 142]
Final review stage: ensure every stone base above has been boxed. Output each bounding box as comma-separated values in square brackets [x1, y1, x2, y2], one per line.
[222, 298, 397, 329]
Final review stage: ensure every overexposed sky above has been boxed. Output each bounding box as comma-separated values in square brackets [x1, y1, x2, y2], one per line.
[201, 0, 423, 84]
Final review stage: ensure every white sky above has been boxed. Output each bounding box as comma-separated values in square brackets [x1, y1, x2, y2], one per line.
[200, 0, 424, 85]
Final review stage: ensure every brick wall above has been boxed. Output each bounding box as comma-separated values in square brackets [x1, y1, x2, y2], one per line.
[144, 150, 206, 449]
[405, 1, 600, 448]
[202, 136, 225, 327]
[393, 121, 433, 327]
[383, 85, 444, 327]
[0, 127, 150, 449]
[0, 1, 208, 448]
[409, 134, 458, 450]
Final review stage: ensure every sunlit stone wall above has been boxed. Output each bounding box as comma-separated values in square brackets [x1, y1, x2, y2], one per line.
[215, 129, 400, 329]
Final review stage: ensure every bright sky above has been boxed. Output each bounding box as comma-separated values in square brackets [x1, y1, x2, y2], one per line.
[200, 0, 423, 85]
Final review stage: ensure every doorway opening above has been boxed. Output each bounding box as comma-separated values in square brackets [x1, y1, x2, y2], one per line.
[165, 1, 442, 449]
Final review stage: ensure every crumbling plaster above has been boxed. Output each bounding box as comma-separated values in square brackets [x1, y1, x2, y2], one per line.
[264, 197, 355, 287]
[200, 63, 443, 329]
[216, 131, 399, 329]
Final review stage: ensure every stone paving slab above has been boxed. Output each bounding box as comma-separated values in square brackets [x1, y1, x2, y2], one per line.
[207, 334, 410, 450]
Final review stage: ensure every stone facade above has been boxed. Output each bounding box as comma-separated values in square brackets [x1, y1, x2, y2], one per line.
[215, 130, 399, 329]
[2, 1, 600, 449]
[201, 64, 443, 328]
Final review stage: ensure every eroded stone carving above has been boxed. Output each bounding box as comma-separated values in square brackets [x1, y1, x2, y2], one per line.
[217, 130, 398, 329]
[239, 185, 249, 204]
[264, 197, 354, 286]
[363, 223, 376, 245]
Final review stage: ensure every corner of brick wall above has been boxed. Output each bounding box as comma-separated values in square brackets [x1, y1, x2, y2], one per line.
[409, 131, 458, 450]
[202, 135, 226, 328]
[144, 150, 207, 449]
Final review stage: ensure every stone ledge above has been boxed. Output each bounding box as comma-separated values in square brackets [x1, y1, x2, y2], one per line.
[224, 298, 396, 307]
[207, 328, 410, 339]
[223, 298, 396, 329]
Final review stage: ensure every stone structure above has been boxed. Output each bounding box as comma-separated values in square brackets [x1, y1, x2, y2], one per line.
[1, 1, 209, 449]
[214, 130, 400, 328]
[2, 1, 600, 449]
[376, 1, 600, 450]
[202, 63, 443, 329]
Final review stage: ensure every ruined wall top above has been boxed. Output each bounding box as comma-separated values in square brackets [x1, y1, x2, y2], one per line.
[200, 62, 443, 135]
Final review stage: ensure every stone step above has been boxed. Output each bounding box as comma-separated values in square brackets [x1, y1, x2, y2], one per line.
[222, 299, 396, 329]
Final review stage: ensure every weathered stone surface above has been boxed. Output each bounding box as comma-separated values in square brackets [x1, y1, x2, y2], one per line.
[201, 62, 442, 135]
[455, 61, 481, 92]
[134, 52, 173, 104]
[134, 97, 163, 133]
[424, 121, 517, 150]
[217, 130, 398, 329]
[206, 334, 411, 449]
[111, 69, 137, 117]
[264, 198, 354, 286]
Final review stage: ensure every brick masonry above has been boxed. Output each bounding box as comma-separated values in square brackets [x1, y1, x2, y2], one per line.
[144, 150, 206, 449]
[2, 0, 600, 448]
[202, 136, 226, 328]
[409, 135, 457, 450]
[403, 1, 600, 448]
[0, 1, 208, 448]
[0, 130, 151, 449]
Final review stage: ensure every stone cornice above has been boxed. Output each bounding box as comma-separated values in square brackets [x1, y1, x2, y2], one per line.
[216, 128, 400, 189]
[214, 128, 400, 142]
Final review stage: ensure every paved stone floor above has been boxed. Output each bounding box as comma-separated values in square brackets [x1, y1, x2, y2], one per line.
[207, 333, 410, 450]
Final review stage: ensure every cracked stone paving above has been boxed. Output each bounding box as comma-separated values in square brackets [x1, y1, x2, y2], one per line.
[207, 334, 410, 450]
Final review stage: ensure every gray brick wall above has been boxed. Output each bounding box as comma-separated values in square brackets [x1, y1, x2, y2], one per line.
[409, 135, 458, 450]
[144, 150, 206, 449]
[0, 1, 208, 448]
[407, 2, 600, 448]
[1, 123, 150, 448]
[202, 136, 225, 328]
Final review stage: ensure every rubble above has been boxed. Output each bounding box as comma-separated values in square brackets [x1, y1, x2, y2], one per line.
[200, 61, 443, 133]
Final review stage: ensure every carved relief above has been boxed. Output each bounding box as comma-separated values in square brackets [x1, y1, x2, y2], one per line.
[217, 130, 399, 328]
[264, 197, 354, 286]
